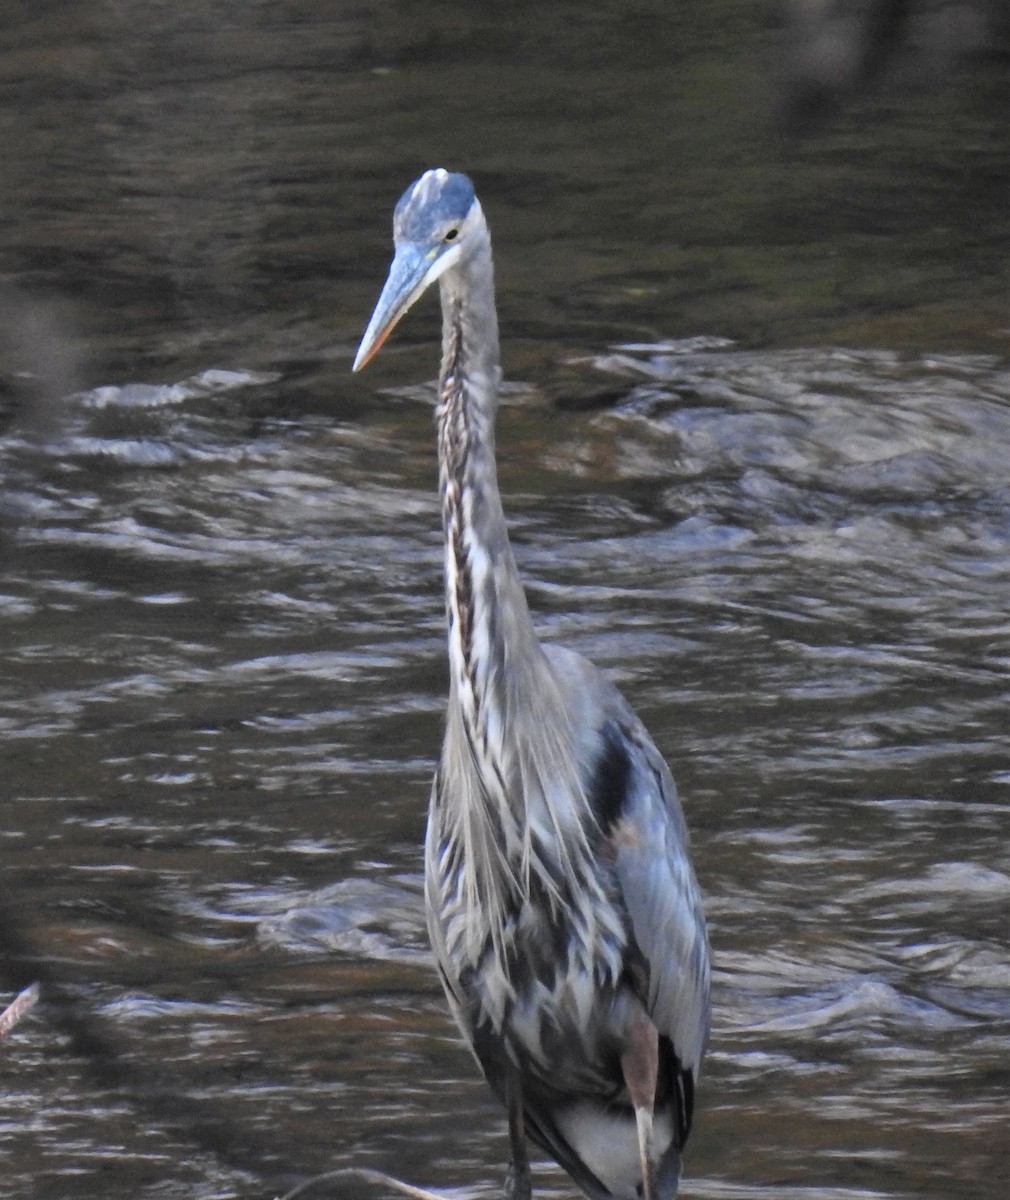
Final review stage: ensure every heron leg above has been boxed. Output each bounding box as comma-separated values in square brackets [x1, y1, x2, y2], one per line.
[504, 1069, 531, 1200]
[621, 1011, 660, 1200]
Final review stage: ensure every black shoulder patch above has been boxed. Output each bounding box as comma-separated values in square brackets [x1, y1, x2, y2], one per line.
[587, 719, 633, 834]
[656, 1034, 695, 1148]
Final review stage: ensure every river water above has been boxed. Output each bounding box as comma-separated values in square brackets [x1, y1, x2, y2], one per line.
[2, 4, 1009, 1200]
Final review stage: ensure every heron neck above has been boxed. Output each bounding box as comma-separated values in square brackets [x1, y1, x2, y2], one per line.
[439, 236, 501, 390]
[436, 246, 545, 764]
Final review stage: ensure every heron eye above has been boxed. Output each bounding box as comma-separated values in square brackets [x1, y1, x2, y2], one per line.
[444, 228, 459, 243]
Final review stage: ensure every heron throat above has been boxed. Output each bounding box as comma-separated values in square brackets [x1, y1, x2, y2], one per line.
[436, 290, 515, 773]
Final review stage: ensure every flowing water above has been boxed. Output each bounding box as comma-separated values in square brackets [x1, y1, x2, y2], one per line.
[2, 4, 1009, 1200]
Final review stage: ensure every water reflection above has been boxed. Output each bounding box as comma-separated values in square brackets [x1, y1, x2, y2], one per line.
[3, 1, 1010, 1197]
[2, 339, 1008, 1197]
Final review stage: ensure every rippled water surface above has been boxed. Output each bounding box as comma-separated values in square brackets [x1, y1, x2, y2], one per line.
[2, 4, 1010, 1200]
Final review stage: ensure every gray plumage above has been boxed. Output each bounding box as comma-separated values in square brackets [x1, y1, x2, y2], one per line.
[353, 169, 710, 1200]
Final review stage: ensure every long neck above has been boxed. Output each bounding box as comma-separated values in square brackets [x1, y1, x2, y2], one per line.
[436, 236, 544, 768]
[431, 235, 602, 989]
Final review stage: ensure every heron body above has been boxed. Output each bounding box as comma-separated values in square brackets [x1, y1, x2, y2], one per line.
[354, 169, 710, 1200]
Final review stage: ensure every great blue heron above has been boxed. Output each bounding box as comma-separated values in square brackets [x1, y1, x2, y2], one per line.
[353, 169, 710, 1200]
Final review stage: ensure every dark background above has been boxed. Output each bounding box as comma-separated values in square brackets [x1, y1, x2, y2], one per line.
[2, 4, 1009, 1199]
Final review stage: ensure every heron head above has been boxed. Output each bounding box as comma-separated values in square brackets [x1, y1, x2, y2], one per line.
[353, 169, 483, 372]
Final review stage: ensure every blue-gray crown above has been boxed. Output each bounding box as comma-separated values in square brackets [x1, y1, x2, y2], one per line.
[394, 169, 476, 242]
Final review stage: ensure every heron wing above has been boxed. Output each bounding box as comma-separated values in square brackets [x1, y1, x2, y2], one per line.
[541, 644, 711, 1096]
[604, 709, 710, 1141]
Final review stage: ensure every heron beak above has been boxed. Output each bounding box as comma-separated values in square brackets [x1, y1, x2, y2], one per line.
[352, 242, 457, 372]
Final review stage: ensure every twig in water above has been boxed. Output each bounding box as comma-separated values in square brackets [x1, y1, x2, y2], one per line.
[275, 1165, 468, 1200]
[0, 982, 39, 1040]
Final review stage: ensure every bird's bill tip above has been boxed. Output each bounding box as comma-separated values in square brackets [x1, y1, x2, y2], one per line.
[351, 243, 437, 373]
[352, 314, 400, 372]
